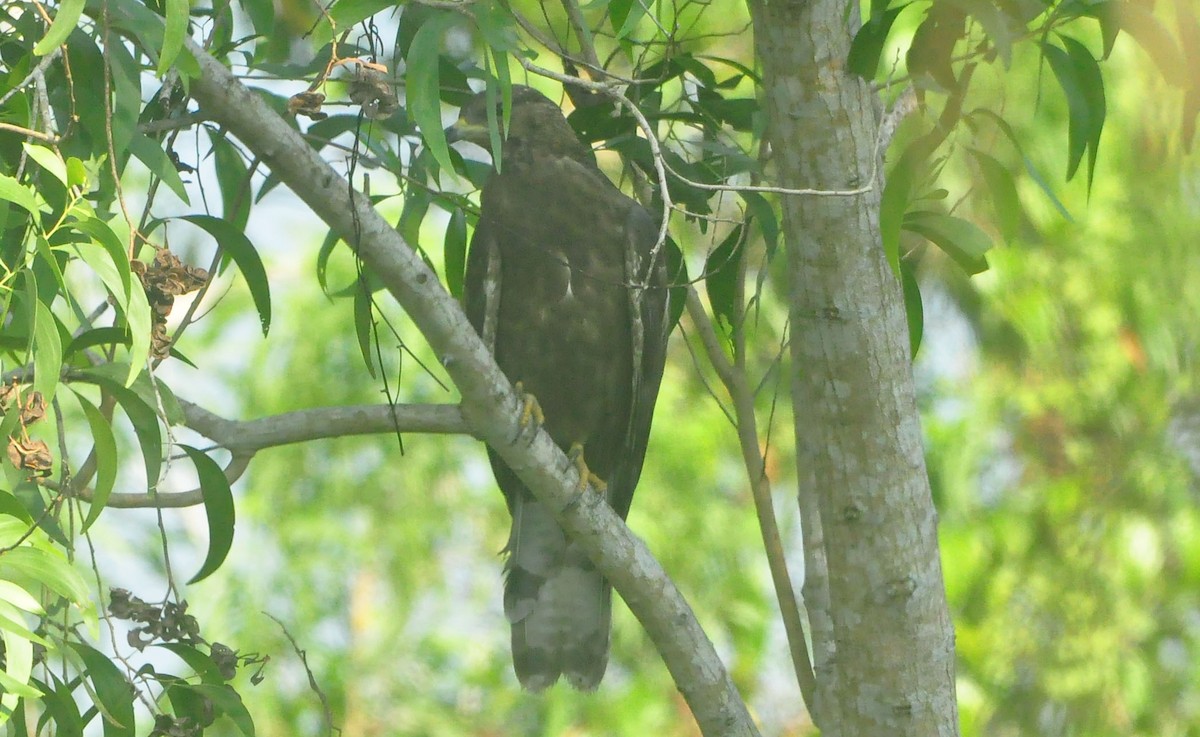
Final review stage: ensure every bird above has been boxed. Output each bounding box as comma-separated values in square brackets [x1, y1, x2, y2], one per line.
[454, 85, 672, 691]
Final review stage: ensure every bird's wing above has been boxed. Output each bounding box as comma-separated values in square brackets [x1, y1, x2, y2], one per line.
[463, 215, 501, 352]
[609, 203, 672, 520]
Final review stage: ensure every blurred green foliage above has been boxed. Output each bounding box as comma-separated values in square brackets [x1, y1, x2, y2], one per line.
[169, 18, 1200, 737]
[2, 0, 1198, 733]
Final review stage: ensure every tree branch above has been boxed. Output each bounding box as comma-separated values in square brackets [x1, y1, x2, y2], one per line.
[182, 39, 758, 736]
[176, 400, 469, 452]
[685, 288, 817, 711]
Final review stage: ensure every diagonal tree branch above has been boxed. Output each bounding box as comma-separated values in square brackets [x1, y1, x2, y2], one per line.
[182, 39, 759, 737]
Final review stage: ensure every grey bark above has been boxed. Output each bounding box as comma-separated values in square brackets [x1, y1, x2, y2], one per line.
[749, 0, 962, 735]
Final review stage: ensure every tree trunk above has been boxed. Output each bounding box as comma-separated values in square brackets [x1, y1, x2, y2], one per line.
[749, 1, 961, 735]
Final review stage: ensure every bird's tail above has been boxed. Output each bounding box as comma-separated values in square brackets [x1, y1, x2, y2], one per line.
[504, 495, 612, 691]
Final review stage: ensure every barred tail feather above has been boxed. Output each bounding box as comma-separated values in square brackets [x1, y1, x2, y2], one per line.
[505, 496, 612, 691]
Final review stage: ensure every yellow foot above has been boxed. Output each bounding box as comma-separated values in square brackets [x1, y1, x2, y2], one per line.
[511, 381, 545, 444]
[567, 442, 607, 493]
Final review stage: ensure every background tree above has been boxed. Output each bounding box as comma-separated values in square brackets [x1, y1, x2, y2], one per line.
[1, 0, 1197, 735]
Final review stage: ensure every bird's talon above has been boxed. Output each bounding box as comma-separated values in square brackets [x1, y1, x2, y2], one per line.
[567, 442, 607, 493]
[511, 381, 545, 444]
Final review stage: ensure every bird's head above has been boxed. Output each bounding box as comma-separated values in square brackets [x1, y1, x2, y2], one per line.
[451, 85, 591, 164]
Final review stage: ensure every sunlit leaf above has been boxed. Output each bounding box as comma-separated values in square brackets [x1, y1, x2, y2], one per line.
[158, 0, 188, 75]
[22, 144, 67, 185]
[32, 296, 62, 402]
[32, 0, 84, 55]
[0, 547, 90, 604]
[0, 174, 40, 217]
[0, 581, 43, 614]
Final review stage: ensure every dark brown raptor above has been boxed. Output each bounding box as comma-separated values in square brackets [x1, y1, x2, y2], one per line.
[456, 85, 672, 691]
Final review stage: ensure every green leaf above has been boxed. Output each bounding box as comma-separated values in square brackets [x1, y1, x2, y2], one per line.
[0, 629, 38, 713]
[704, 224, 745, 342]
[128, 133, 189, 202]
[315, 229, 342, 294]
[0, 600, 49, 644]
[64, 327, 130, 358]
[903, 211, 992, 274]
[880, 138, 933, 277]
[0, 547, 90, 604]
[0, 580, 44, 614]
[72, 391, 118, 531]
[32, 296, 62, 402]
[39, 673, 85, 737]
[610, 0, 648, 39]
[208, 131, 252, 231]
[105, 36, 141, 158]
[321, 0, 396, 42]
[70, 643, 136, 737]
[664, 236, 688, 330]
[156, 643, 226, 685]
[353, 283, 377, 378]
[967, 108, 1072, 221]
[899, 258, 923, 357]
[242, 0, 274, 36]
[848, 4, 910, 79]
[67, 157, 89, 189]
[122, 274, 153, 388]
[1041, 41, 1092, 183]
[1060, 35, 1106, 190]
[407, 13, 459, 175]
[187, 684, 255, 737]
[180, 215, 270, 335]
[740, 191, 778, 258]
[158, 0, 188, 75]
[33, 0, 85, 55]
[181, 445, 235, 584]
[70, 220, 132, 298]
[969, 149, 1021, 241]
[443, 208, 467, 299]
[77, 366, 162, 487]
[0, 174, 40, 217]
[22, 143, 68, 185]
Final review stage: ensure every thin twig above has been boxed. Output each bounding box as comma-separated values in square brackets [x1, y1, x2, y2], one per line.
[265, 613, 336, 737]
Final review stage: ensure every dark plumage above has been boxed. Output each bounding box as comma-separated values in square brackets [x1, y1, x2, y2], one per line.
[457, 86, 671, 691]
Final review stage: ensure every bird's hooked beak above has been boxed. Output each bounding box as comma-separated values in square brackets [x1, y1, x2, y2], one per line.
[447, 112, 493, 148]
